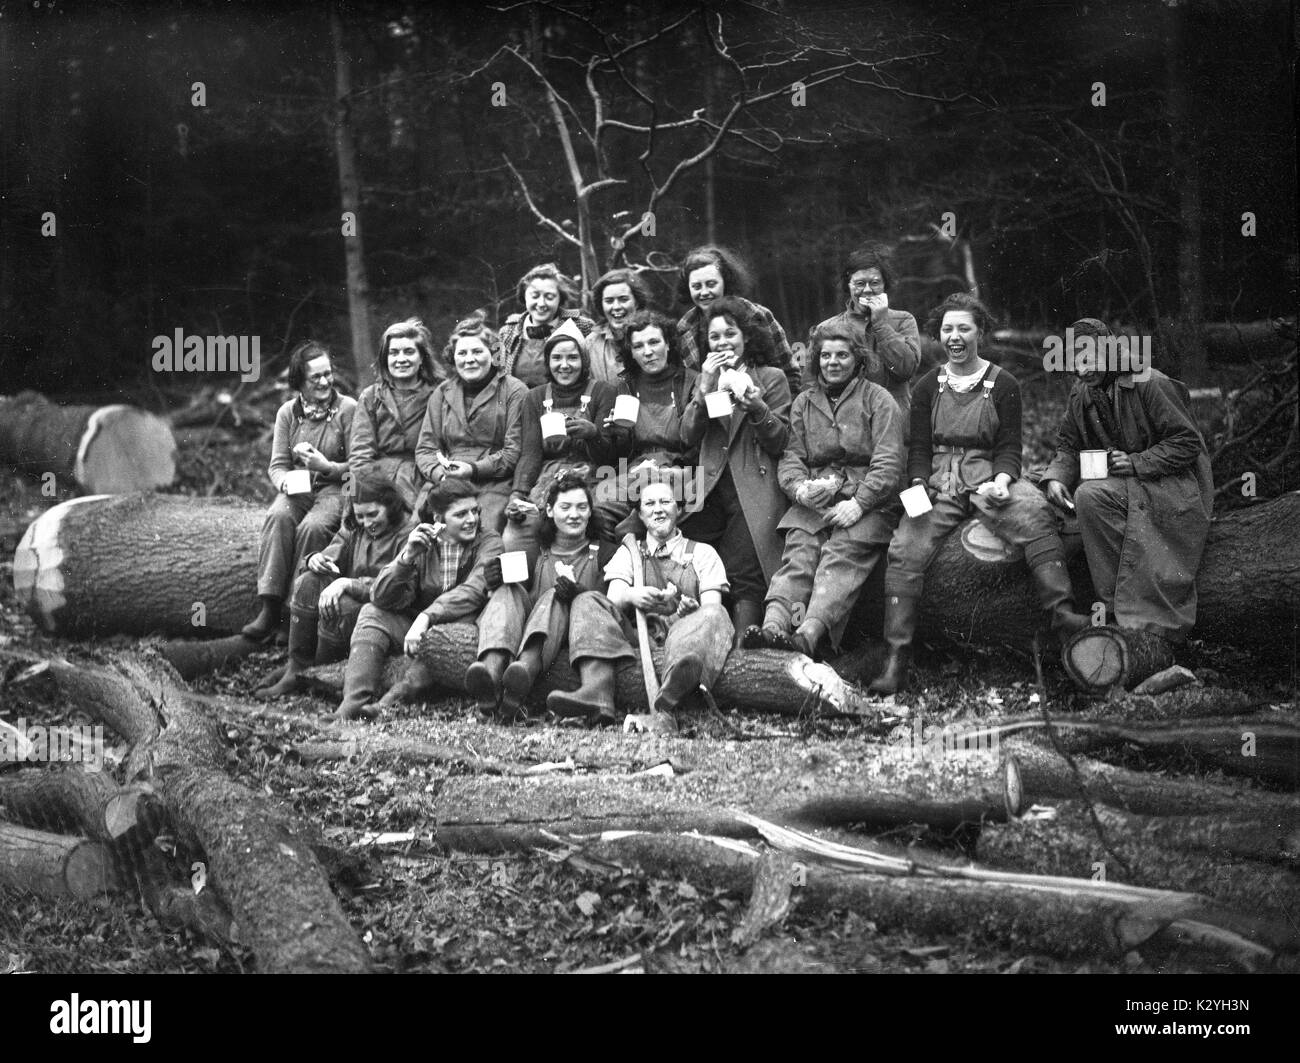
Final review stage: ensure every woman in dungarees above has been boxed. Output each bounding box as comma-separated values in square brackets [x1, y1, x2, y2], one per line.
[502, 319, 616, 564]
[598, 310, 700, 533]
[872, 293, 1088, 694]
[554, 476, 733, 725]
[466, 471, 619, 721]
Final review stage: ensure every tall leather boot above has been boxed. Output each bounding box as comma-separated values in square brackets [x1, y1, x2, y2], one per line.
[501, 641, 544, 721]
[464, 650, 509, 715]
[869, 594, 919, 695]
[332, 634, 389, 721]
[730, 598, 764, 650]
[242, 595, 282, 640]
[255, 607, 315, 698]
[653, 653, 704, 714]
[1025, 538, 1090, 637]
[547, 657, 616, 722]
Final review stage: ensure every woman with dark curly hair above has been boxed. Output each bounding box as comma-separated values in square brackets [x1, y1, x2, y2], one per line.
[744, 323, 904, 658]
[595, 309, 701, 531]
[586, 268, 653, 383]
[808, 243, 921, 438]
[678, 295, 792, 644]
[243, 340, 357, 640]
[871, 293, 1088, 694]
[497, 262, 596, 387]
[349, 318, 443, 507]
[674, 245, 800, 393]
[467, 471, 619, 721]
[254, 473, 411, 698]
[415, 314, 529, 534]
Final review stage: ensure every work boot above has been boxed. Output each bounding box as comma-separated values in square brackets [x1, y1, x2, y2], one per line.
[500, 642, 544, 721]
[653, 652, 704, 714]
[376, 659, 436, 709]
[314, 628, 348, 666]
[547, 657, 616, 722]
[241, 595, 282, 640]
[1029, 558, 1090, 637]
[332, 636, 389, 721]
[464, 650, 509, 716]
[730, 598, 764, 650]
[869, 594, 919, 695]
[744, 600, 794, 650]
[791, 616, 828, 659]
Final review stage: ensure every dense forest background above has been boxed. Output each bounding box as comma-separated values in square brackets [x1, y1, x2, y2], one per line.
[1, 0, 1294, 395]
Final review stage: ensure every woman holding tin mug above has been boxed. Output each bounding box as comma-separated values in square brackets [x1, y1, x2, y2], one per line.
[468, 471, 619, 721]
[243, 341, 357, 640]
[870, 293, 1088, 694]
[503, 319, 617, 562]
[679, 296, 792, 644]
[597, 310, 701, 531]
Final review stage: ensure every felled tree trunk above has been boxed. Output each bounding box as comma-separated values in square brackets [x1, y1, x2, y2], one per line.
[0, 821, 122, 901]
[13, 494, 263, 637]
[0, 393, 176, 494]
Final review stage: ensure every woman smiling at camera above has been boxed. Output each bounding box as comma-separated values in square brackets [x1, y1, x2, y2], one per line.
[585, 268, 653, 383]
[870, 293, 1087, 695]
[415, 314, 528, 534]
[498, 262, 596, 388]
[242, 341, 356, 641]
[678, 295, 792, 644]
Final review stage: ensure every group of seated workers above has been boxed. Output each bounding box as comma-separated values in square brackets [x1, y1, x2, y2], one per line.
[244, 243, 1213, 725]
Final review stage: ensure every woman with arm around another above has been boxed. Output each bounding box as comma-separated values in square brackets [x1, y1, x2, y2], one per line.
[243, 341, 356, 640]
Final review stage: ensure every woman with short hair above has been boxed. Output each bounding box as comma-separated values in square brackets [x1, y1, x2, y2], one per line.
[415, 314, 528, 534]
[243, 341, 356, 640]
[498, 262, 596, 387]
[585, 268, 653, 383]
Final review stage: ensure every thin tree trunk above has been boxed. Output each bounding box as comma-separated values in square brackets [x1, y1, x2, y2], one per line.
[1167, 0, 1206, 383]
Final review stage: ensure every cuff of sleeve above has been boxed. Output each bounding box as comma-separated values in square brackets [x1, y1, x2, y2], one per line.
[348, 578, 370, 598]
[421, 605, 444, 623]
[1130, 453, 1153, 479]
[471, 459, 491, 480]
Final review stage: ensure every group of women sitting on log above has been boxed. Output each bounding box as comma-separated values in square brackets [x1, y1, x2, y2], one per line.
[245, 243, 1213, 724]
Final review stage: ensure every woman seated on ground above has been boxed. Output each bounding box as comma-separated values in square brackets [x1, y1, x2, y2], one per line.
[502, 319, 617, 563]
[415, 314, 528, 534]
[807, 243, 921, 437]
[674, 245, 800, 394]
[744, 324, 905, 658]
[552, 475, 732, 726]
[678, 295, 792, 645]
[871, 293, 1088, 695]
[584, 268, 653, 383]
[333, 479, 503, 721]
[350, 318, 443, 507]
[596, 310, 701, 532]
[243, 341, 357, 640]
[255, 474, 411, 698]
[498, 263, 596, 388]
[467, 471, 619, 722]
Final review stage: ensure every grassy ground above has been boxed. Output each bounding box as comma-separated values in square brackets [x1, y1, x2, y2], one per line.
[0, 363, 1293, 974]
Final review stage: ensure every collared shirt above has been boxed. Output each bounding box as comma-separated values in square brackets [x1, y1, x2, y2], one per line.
[603, 531, 729, 595]
[436, 540, 464, 594]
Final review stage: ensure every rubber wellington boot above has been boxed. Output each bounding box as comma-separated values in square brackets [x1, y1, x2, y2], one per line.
[500, 642, 544, 721]
[730, 598, 764, 650]
[376, 659, 437, 709]
[869, 594, 919, 695]
[791, 616, 828, 659]
[242, 596, 283, 640]
[1030, 558, 1090, 637]
[332, 637, 389, 721]
[744, 600, 793, 650]
[653, 652, 704, 714]
[464, 651, 509, 715]
[546, 658, 617, 721]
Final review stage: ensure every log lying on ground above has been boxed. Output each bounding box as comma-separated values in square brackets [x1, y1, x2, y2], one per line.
[0, 821, 123, 901]
[0, 768, 121, 838]
[304, 629, 878, 719]
[155, 634, 266, 680]
[0, 393, 176, 494]
[8, 648, 370, 972]
[1063, 627, 1175, 692]
[13, 494, 262, 637]
[976, 802, 1300, 937]
[579, 830, 1289, 971]
[1004, 736, 1300, 819]
[14, 492, 1299, 660]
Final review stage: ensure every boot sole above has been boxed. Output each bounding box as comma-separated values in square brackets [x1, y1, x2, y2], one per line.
[501, 661, 537, 717]
[464, 663, 502, 710]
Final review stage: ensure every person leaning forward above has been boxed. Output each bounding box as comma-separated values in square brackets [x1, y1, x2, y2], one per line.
[1041, 318, 1212, 647]
[332, 479, 503, 721]
[549, 476, 733, 725]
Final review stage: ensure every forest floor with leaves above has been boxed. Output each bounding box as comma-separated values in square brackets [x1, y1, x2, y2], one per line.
[1, 366, 1294, 974]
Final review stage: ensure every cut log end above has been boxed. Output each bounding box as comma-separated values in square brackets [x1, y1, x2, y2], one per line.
[1063, 626, 1176, 692]
[75, 406, 177, 494]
